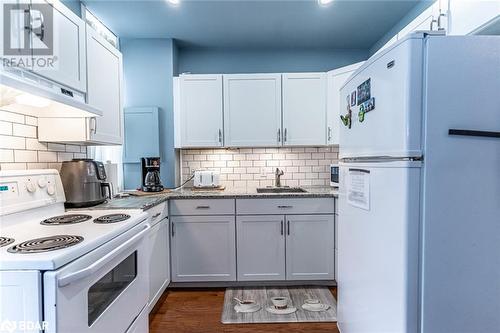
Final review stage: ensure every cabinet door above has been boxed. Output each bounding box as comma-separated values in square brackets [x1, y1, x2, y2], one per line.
[0, 0, 30, 65]
[123, 107, 159, 163]
[282, 73, 327, 146]
[223, 74, 282, 147]
[86, 27, 123, 145]
[180, 74, 223, 147]
[236, 215, 285, 281]
[326, 63, 364, 145]
[286, 214, 335, 280]
[171, 215, 236, 282]
[148, 219, 169, 311]
[32, 0, 87, 92]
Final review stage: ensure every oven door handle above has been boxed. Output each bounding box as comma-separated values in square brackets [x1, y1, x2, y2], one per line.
[57, 224, 151, 287]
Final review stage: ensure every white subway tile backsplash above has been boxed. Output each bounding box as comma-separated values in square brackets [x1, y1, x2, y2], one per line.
[0, 135, 25, 149]
[57, 152, 74, 162]
[0, 110, 24, 124]
[26, 138, 48, 151]
[0, 121, 13, 135]
[38, 151, 58, 162]
[1, 163, 26, 170]
[13, 123, 37, 138]
[47, 143, 66, 152]
[0, 109, 87, 171]
[0, 149, 14, 163]
[27, 162, 48, 169]
[65, 144, 81, 153]
[14, 150, 38, 162]
[181, 146, 338, 189]
[24, 116, 37, 126]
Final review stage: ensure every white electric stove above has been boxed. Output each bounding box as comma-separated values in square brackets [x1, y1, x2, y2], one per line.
[0, 169, 150, 333]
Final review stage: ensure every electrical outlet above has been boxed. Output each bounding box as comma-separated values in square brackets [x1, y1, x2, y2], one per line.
[260, 167, 267, 178]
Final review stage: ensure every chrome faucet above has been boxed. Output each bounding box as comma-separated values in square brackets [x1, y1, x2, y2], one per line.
[275, 168, 284, 187]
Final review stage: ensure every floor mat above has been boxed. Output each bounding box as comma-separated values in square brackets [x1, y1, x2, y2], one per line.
[221, 286, 337, 324]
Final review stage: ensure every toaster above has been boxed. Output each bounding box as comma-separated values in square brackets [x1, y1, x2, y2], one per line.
[193, 170, 220, 188]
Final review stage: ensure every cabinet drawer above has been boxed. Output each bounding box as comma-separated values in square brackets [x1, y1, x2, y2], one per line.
[236, 198, 334, 215]
[146, 202, 167, 226]
[170, 199, 235, 216]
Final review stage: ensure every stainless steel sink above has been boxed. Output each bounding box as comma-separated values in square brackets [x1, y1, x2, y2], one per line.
[256, 187, 307, 193]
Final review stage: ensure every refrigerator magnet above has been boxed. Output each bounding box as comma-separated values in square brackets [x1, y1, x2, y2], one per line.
[357, 78, 371, 106]
[350, 91, 357, 106]
[363, 97, 375, 112]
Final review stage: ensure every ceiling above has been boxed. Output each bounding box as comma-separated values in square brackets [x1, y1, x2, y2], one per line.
[82, 0, 426, 50]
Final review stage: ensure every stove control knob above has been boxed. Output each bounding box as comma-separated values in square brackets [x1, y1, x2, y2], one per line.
[38, 178, 47, 188]
[26, 181, 36, 193]
[47, 184, 56, 196]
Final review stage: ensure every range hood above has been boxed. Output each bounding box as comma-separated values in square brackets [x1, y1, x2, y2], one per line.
[0, 67, 102, 118]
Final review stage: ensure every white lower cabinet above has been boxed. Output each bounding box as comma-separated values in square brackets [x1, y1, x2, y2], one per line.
[286, 214, 335, 280]
[236, 213, 335, 282]
[170, 215, 236, 282]
[236, 215, 286, 281]
[148, 217, 170, 312]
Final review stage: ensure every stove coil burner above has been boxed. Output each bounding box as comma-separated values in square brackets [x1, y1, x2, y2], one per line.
[0, 237, 15, 248]
[94, 214, 131, 224]
[41, 214, 92, 225]
[7, 235, 84, 254]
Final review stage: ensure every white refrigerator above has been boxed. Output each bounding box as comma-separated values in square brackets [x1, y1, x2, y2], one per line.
[337, 32, 500, 333]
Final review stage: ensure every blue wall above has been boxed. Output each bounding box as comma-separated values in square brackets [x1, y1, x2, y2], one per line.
[121, 38, 177, 188]
[177, 48, 368, 74]
[369, 0, 436, 55]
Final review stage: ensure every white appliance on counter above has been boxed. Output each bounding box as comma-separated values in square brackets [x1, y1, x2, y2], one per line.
[337, 33, 500, 333]
[193, 170, 220, 188]
[0, 169, 150, 333]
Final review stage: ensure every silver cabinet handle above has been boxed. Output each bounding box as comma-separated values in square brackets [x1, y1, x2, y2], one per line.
[152, 212, 161, 219]
[287, 220, 290, 236]
[90, 117, 97, 134]
[196, 205, 210, 209]
[284, 128, 288, 142]
[280, 220, 284, 235]
[277, 128, 281, 143]
[218, 129, 222, 144]
[171, 222, 175, 237]
[278, 205, 293, 209]
[328, 127, 332, 141]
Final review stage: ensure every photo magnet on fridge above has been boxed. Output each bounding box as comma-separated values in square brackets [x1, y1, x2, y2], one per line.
[350, 91, 356, 106]
[357, 78, 371, 106]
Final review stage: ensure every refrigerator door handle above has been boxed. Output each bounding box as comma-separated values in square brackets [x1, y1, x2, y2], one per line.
[448, 129, 500, 139]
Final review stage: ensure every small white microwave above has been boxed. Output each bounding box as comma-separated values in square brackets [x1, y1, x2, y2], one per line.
[330, 164, 339, 187]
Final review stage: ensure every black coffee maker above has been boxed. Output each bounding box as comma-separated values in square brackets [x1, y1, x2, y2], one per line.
[141, 157, 164, 192]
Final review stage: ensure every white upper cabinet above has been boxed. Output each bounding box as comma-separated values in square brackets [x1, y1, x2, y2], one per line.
[85, 26, 123, 145]
[326, 62, 364, 145]
[37, 26, 123, 145]
[32, 0, 87, 92]
[282, 73, 327, 146]
[180, 74, 223, 147]
[223, 74, 282, 147]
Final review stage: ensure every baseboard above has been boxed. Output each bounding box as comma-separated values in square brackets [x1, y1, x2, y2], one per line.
[169, 280, 336, 289]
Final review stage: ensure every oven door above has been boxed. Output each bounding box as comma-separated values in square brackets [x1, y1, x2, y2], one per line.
[43, 222, 150, 333]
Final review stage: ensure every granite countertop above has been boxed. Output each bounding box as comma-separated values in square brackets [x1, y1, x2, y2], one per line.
[88, 186, 338, 211]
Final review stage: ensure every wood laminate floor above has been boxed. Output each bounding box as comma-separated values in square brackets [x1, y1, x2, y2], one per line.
[149, 288, 339, 333]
